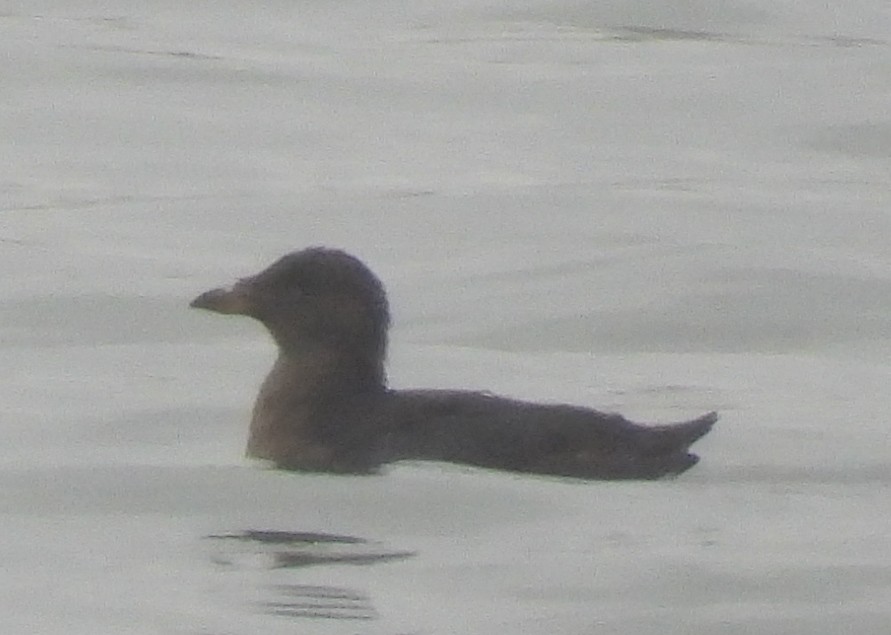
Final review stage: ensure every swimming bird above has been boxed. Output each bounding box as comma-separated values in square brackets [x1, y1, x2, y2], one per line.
[191, 247, 716, 480]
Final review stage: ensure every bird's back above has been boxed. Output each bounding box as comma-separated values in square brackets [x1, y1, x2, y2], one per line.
[376, 390, 716, 480]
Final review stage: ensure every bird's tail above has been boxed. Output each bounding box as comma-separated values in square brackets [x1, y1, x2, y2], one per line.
[639, 411, 718, 456]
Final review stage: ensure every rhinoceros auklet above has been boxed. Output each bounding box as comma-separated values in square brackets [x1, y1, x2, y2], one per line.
[190, 247, 716, 479]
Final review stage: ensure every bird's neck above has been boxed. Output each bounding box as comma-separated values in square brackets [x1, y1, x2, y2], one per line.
[267, 346, 386, 399]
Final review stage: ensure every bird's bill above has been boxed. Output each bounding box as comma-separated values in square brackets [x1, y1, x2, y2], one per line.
[190, 284, 252, 315]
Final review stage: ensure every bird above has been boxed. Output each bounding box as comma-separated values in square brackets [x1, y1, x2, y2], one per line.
[190, 247, 716, 480]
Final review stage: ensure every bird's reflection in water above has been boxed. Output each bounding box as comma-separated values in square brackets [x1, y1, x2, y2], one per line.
[205, 530, 414, 621]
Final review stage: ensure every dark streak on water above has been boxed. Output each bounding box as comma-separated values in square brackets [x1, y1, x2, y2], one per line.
[262, 585, 377, 621]
[206, 529, 416, 569]
[208, 530, 368, 545]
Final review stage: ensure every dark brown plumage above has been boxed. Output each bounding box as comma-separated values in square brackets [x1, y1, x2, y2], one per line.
[191, 247, 716, 480]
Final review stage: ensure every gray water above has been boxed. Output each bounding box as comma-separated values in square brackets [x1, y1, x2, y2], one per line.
[3, 1, 891, 633]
